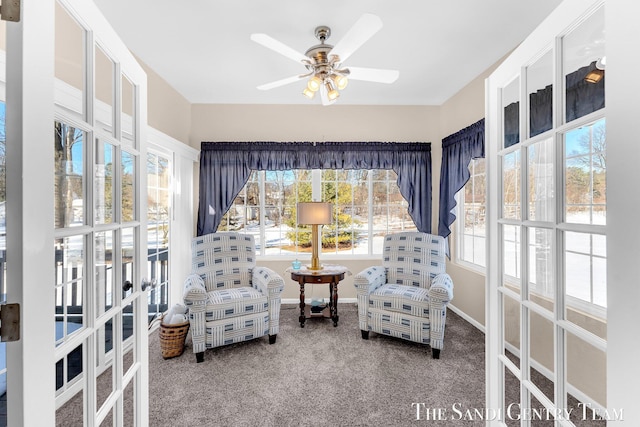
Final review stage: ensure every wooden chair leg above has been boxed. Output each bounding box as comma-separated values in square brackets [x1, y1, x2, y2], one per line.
[432, 348, 440, 359]
[361, 330, 369, 340]
[196, 352, 204, 363]
[269, 334, 277, 344]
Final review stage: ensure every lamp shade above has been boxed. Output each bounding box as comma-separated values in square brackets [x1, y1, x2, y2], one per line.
[297, 202, 332, 225]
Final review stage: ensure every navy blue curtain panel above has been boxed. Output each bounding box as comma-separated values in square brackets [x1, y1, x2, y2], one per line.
[438, 119, 485, 249]
[197, 141, 432, 236]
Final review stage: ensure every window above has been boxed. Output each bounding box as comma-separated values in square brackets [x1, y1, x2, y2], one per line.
[217, 169, 416, 256]
[147, 152, 171, 322]
[456, 158, 486, 268]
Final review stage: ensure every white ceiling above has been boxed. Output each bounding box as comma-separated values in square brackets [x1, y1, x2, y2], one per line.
[93, 0, 563, 106]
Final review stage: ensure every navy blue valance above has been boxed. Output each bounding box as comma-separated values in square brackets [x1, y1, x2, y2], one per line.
[438, 119, 485, 250]
[197, 141, 432, 236]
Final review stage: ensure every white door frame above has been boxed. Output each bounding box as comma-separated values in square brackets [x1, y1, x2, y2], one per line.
[5, 0, 56, 425]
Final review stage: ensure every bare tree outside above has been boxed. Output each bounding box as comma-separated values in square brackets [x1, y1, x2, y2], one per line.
[54, 122, 84, 228]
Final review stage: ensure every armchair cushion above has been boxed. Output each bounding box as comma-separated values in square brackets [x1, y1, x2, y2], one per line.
[369, 284, 430, 317]
[205, 287, 268, 321]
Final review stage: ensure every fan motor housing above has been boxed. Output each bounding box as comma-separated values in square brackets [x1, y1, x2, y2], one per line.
[305, 44, 333, 65]
[305, 25, 335, 66]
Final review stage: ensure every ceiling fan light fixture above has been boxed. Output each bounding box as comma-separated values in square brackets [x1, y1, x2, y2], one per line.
[325, 82, 340, 101]
[307, 75, 322, 92]
[332, 74, 348, 90]
[302, 87, 316, 99]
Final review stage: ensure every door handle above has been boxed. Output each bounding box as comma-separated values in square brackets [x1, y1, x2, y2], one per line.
[141, 277, 158, 291]
[122, 280, 133, 292]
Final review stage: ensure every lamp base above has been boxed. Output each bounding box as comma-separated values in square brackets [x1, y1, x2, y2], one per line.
[308, 258, 322, 271]
[309, 224, 322, 270]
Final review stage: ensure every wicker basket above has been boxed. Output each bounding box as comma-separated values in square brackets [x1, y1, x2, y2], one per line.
[159, 319, 190, 359]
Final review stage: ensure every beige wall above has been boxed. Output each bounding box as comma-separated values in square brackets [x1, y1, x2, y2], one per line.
[189, 104, 440, 147]
[138, 59, 191, 143]
[435, 60, 500, 327]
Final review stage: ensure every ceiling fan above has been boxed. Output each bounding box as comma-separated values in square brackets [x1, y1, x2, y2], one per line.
[250, 13, 400, 106]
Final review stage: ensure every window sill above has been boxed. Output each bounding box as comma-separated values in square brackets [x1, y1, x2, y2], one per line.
[451, 259, 486, 276]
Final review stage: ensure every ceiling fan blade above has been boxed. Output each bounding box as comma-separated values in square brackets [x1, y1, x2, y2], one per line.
[330, 13, 383, 63]
[257, 75, 304, 91]
[250, 33, 308, 64]
[347, 67, 399, 84]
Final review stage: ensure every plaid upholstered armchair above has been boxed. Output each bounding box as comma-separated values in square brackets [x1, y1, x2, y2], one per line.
[353, 232, 454, 359]
[183, 232, 285, 363]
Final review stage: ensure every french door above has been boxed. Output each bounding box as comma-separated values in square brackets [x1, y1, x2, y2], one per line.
[486, 1, 607, 425]
[4, 0, 148, 425]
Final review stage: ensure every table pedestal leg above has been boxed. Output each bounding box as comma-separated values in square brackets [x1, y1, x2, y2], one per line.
[330, 282, 339, 327]
[299, 282, 306, 328]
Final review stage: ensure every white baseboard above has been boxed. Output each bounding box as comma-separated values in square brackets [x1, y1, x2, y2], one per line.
[448, 303, 485, 333]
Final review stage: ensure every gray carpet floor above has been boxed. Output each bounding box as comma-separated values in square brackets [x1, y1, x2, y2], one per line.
[56, 303, 605, 426]
[146, 304, 486, 427]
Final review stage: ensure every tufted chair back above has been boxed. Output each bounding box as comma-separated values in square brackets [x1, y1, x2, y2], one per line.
[191, 232, 255, 292]
[382, 232, 447, 289]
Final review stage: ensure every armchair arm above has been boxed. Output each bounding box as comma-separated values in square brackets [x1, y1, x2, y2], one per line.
[252, 267, 285, 337]
[182, 274, 208, 354]
[353, 266, 387, 333]
[428, 273, 454, 351]
[429, 273, 454, 304]
[252, 267, 285, 298]
[353, 266, 387, 295]
[183, 273, 207, 307]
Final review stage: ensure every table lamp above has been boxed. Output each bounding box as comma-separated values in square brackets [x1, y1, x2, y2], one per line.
[297, 202, 333, 270]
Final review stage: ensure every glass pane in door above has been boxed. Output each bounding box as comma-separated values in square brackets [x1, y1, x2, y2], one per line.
[502, 224, 521, 291]
[55, 122, 85, 228]
[502, 150, 521, 220]
[55, 235, 85, 345]
[95, 46, 114, 135]
[121, 227, 135, 301]
[95, 230, 115, 314]
[503, 77, 520, 148]
[527, 50, 553, 138]
[528, 227, 554, 313]
[562, 6, 605, 124]
[564, 119, 606, 225]
[121, 151, 135, 222]
[528, 138, 554, 222]
[566, 330, 606, 417]
[55, 1, 85, 116]
[529, 310, 555, 402]
[121, 74, 135, 145]
[95, 140, 114, 224]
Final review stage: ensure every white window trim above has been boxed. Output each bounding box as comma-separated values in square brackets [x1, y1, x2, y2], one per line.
[454, 159, 487, 273]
